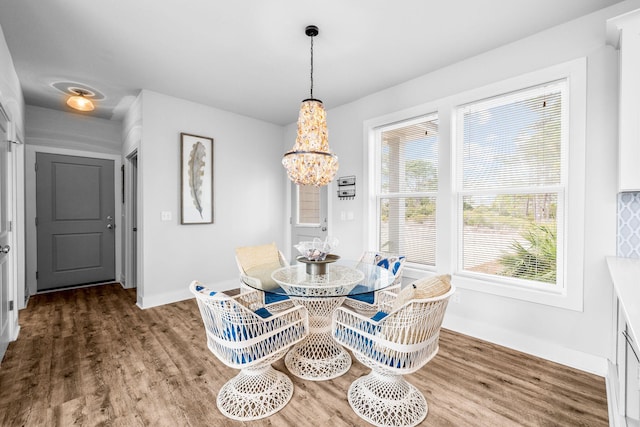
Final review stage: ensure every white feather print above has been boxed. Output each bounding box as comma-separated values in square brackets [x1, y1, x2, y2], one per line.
[188, 141, 206, 218]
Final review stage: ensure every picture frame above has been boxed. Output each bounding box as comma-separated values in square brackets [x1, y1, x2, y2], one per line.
[180, 133, 214, 224]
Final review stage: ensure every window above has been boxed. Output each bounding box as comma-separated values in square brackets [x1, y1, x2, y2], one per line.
[374, 115, 439, 265]
[457, 81, 566, 288]
[297, 185, 320, 225]
[366, 59, 585, 309]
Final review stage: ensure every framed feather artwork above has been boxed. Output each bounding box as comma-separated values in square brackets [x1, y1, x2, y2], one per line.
[180, 133, 214, 224]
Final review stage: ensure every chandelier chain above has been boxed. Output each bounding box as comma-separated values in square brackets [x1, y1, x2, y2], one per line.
[310, 34, 314, 99]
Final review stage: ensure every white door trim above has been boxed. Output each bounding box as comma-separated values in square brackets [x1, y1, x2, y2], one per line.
[0, 104, 17, 361]
[123, 150, 138, 290]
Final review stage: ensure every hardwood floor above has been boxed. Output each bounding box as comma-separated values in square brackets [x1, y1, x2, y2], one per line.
[0, 284, 608, 426]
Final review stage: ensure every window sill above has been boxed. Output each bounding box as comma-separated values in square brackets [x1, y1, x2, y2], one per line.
[402, 264, 582, 311]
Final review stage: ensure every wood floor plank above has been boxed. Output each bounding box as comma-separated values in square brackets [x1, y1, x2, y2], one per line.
[0, 284, 608, 426]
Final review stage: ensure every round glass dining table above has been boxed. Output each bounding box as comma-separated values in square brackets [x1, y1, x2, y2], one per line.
[268, 259, 396, 381]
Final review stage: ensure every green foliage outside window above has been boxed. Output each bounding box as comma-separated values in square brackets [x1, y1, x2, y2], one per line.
[499, 223, 557, 284]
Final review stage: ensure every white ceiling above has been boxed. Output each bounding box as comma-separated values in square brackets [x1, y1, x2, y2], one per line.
[0, 0, 623, 125]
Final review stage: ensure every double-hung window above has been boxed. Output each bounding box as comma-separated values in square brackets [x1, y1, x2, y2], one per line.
[373, 115, 439, 266]
[456, 81, 566, 289]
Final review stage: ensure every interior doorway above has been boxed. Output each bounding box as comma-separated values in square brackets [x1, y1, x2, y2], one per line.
[125, 152, 138, 289]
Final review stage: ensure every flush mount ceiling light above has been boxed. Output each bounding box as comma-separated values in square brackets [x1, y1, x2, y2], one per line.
[282, 25, 339, 187]
[66, 88, 95, 112]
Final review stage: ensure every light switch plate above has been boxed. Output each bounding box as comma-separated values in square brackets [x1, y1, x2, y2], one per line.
[161, 211, 172, 221]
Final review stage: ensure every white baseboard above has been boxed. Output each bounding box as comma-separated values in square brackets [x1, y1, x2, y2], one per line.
[443, 313, 608, 376]
[136, 278, 240, 309]
[137, 288, 192, 309]
[11, 324, 20, 341]
[119, 280, 136, 290]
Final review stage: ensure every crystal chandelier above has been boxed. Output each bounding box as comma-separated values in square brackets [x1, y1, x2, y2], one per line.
[282, 25, 338, 187]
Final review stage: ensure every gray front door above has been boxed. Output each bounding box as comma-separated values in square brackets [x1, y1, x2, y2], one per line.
[36, 153, 116, 291]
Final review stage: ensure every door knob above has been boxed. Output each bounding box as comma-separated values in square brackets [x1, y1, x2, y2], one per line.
[321, 226, 327, 232]
[0, 245, 10, 254]
[106, 224, 115, 230]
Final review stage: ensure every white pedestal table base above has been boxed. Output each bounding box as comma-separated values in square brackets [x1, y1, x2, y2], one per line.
[285, 296, 352, 381]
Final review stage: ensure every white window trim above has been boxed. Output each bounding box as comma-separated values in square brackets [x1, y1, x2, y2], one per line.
[364, 58, 586, 311]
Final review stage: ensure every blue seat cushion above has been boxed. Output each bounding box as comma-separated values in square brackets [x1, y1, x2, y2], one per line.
[253, 307, 273, 318]
[371, 311, 389, 321]
[347, 285, 375, 304]
[265, 292, 289, 305]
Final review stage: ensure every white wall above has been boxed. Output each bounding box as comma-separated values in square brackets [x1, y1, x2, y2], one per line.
[292, 1, 640, 374]
[136, 90, 286, 308]
[0, 26, 24, 135]
[25, 105, 122, 155]
[23, 105, 123, 296]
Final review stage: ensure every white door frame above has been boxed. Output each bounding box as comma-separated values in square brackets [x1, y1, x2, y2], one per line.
[0, 104, 20, 362]
[9, 125, 25, 311]
[123, 150, 138, 289]
[25, 145, 122, 296]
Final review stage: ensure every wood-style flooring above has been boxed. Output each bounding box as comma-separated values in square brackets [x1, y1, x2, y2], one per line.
[0, 284, 608, 426]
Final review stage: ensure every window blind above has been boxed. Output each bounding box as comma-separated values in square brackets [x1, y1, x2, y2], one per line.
[377, 116, 438, 265]
[458, 81, 565, 285]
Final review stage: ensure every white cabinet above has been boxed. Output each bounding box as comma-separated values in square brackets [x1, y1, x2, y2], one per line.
[608, 257, 640, 426]
[624, 326, 640, 426]
[617, 299, 640, 426]
[607, 10, 640, 192]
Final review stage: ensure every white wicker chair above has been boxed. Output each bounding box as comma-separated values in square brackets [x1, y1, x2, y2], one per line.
[343, 251, 406, 317]
[235, 243, 293, 312]
[333, 276, 454, 427]
[190, 281, 308, 421]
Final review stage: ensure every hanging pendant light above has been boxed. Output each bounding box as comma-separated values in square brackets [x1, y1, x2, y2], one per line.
[66, 89, 95, 112]
[282, 25, 338, 187]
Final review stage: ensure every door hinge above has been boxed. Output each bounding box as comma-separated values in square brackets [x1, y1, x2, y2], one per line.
[35, 217, 38, 226]
[35, 271, 38, 280]
[8, 301, 13, 311]
[8, 221, 11, 232]
[34, 162, 38, 172]
[7, 143, 11, 153]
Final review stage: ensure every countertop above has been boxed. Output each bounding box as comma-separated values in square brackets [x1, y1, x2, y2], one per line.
[607, 256, 640, 347]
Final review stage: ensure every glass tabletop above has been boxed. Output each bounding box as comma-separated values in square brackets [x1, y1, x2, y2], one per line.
[263, 259, 396, 298]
